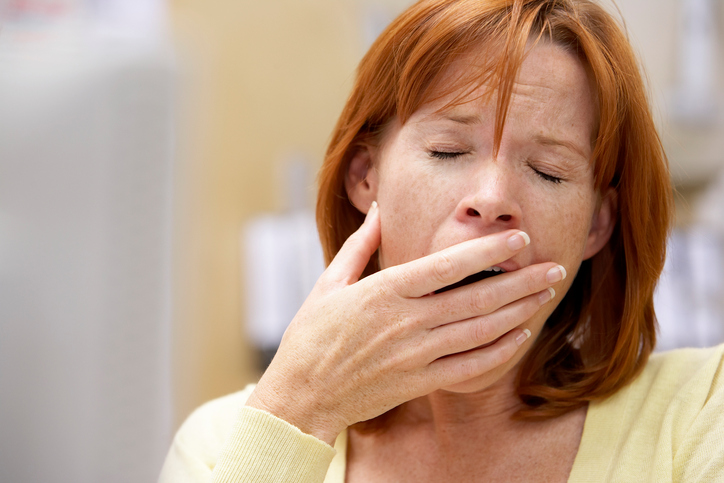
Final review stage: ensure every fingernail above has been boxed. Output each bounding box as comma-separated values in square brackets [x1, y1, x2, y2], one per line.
[546, 265, 566, 284]
[538, 287, 555, 305]
[516, 328, 532, 346]
[507, 231, 530, 251]
[366, 201, 378, 219]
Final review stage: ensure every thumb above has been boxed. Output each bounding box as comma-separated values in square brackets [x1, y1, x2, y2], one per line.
[324, 201, 381, 286]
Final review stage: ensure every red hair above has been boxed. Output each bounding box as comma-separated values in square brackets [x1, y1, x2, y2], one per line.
[316, 0, 673, 419]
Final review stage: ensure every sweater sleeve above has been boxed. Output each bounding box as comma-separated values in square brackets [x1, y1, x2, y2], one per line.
[672, 348, 724, 482]
[158, 386, 336, 483]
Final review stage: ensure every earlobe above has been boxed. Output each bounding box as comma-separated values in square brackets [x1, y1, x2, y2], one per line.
[582, 189, 617, 260]
[345, 145, 379, 214]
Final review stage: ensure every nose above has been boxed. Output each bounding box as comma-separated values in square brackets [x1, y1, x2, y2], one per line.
[454, 168, 522, 231]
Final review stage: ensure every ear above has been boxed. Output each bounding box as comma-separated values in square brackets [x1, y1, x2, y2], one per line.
[582, 188, 617, 260]
[345, 144, 379, 214]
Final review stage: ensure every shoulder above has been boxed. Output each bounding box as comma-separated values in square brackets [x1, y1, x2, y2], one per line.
[579, 345, 724, 481]
[633, 344, 724, 402]
[172, 384, 257, 459]
[646, 343, 724, 374]
[606, 344, 724, 427]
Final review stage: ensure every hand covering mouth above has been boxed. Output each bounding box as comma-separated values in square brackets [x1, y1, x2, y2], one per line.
[434, 266, 507, 294]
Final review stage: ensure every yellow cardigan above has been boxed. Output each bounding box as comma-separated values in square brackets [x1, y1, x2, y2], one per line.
[159, 345, 724, 482]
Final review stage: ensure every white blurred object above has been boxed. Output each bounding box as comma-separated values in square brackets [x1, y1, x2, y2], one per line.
[244, 212, 325, 352]
[655, 229, 724, 351]
[0, 0, 167, 41]
[0, 8, 174, 483]
[696, 168, 724, 234]
[243, 158, 325, 365]
[0, 0, 84, 22]
[670, 0, 719, 124]
[89, 0, 168, 40]
[656, 167, 724, 351]
[655, 232, 688, 350]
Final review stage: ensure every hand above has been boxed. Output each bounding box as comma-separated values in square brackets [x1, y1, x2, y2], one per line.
[245, 202, 565, 445]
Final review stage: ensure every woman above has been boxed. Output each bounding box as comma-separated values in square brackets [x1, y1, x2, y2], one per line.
[160, 0, 724, 481]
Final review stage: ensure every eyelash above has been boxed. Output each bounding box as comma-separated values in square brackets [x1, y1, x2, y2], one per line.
[532, 167, 563, 184]
[429, 150, 467, 160]
[429, 151, 564, 184]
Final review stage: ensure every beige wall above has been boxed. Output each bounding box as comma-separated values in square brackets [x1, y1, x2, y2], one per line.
[615, 0, 724, 189]
[168, 0, 413, 428]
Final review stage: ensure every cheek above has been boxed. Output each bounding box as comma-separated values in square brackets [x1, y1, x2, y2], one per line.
[535, 200, 590, 243]
[525, 188, 595, 275]
[560, 190, 597, 247]
[375, 166, 458, 268]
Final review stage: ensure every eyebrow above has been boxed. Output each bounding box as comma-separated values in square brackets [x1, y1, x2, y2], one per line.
[533, 134, 589, 160]
[440, 113, 482, 125]
[420, 112, 482, 126]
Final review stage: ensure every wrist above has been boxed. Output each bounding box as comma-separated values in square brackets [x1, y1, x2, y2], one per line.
[245, 384, 344, 446]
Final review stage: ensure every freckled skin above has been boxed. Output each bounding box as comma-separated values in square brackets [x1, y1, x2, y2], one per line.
[366, 43, 600, 394]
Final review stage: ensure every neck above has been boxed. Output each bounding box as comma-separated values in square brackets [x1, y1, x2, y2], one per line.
[397, 369, 523, 439]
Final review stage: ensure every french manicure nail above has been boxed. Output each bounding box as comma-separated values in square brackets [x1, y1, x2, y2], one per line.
[507, 231, 530, 251]
[367, 201, 378, 218]
[538, 287, 555, 305]
[516, 328, 532, 346]
[546, 265, 566, 284]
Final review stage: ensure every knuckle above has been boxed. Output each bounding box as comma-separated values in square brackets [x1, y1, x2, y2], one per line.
[357, 285, 378, 311]
[498, 340, 518, 363]
[392, 315, 416, 339]
[525, 269, 540, 293]
[470, 285, 495, 313]
[389, 268, 414, 295]
[368, 273, 392, 298]
[432, 254, 457, 283]
[470, 320, 493, 344]
[490, 345, 511, 366]
[480, 347, 506, 371]
[387, 306, 422, 339]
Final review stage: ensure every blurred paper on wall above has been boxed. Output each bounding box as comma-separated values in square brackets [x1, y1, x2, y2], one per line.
[243, 157, 325, 369]
[655, 228, 724, 351]
[243, 211, 325, 367]
[670, 0, 719, 125]
[656, 166, 724, 351]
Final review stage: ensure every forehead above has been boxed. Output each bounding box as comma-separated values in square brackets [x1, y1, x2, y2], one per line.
[422, 42, 593, 116]
[408, 43, 597, 155]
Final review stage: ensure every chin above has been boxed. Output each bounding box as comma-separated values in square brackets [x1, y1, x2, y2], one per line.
[438, 354, 523, 394]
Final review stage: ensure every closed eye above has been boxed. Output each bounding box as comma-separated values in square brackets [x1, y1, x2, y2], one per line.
[429, 150, 468, 160]
[533, 168, 563, 184]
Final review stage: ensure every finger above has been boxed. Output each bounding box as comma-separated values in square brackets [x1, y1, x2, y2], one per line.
[324, 201, 381, 285]
[425, 327, 530, 388]
[424, 289, 553, 360]
[385, 230, 531, 298]
[418, 263, 564, 325]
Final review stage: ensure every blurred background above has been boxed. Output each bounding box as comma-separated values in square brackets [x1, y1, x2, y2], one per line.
[0, 0, 722, 481]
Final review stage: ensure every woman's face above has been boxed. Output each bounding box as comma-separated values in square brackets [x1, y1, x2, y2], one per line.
[348, 42, 614, 392]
